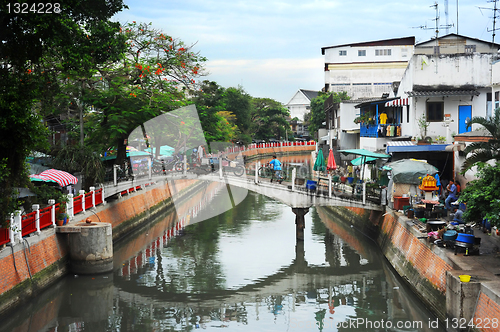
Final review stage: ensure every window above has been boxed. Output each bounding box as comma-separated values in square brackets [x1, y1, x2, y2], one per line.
[465, 45, 476, 53]
[426, 102, 444, 122]
[358, 50, 366, 56]
[339, 50, 347, 56]
[375, 49, 391, 56]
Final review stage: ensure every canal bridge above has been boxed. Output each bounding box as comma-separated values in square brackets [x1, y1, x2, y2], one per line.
[100, 168, 384, 240]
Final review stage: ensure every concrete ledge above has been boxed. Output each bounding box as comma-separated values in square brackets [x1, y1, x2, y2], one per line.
[56, 225, 82, 233]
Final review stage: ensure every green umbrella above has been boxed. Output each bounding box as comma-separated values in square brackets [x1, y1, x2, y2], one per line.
[313, 150, 326, 172]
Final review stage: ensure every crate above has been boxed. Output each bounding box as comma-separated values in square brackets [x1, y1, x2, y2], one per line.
[394, 196, 410, 211]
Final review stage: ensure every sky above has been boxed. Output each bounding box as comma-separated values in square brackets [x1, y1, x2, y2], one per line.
[114, 0, 495, 104]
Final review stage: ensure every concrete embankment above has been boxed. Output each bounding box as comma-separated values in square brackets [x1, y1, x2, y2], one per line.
[327, 205, 500, 332]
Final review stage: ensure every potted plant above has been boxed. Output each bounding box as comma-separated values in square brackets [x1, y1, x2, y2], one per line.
[56, 201, 68, 226]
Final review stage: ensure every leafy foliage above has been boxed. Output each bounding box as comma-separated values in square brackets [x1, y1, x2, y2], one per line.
[250, 97, 291, 141]
[306, 92, 349, 138]
[461, 108, 500, 172]
[0, 0, 127, 222]
[460, 163, 500, 227]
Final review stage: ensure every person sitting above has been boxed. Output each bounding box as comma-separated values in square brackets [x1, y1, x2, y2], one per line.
[268, 155, 283, 183]
[455, 180, 461, 197]
[445, 180, 458, 211]
[453, 207, 465, 224]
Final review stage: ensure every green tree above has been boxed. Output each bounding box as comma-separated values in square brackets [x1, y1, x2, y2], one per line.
[0, 0, 127, 222]
[461, 108, 500, 172]
[223, 86, 252, 144]
[250, 97, 291, 141]
[79, 22, 206, 165]
[460, 162, 500, 227]
[306, 91, 349, 139]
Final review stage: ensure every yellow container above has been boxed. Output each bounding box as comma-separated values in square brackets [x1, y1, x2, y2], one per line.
[459, 275, 471, 282]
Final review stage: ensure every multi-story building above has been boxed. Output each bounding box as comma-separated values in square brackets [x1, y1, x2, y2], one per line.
[321, 37, 415, 100]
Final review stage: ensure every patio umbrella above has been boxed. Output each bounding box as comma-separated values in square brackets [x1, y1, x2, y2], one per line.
[351, 156, 377, 166]
[313, 149, 326, 172]
[327, 149, 337, 171]
[30, 169, 78, 187]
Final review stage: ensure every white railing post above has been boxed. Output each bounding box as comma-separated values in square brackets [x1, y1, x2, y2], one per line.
[48, 199, 56, 226]
[219, 157, 223, 179]
[255, 161, 260, 184]
[102, 184, 107, 205]
[328, 174, 332, 198]
[363, 182, 366, 205]
[292, 167, 296, 191]
[183, 155, 187, 176]
[67, 194, 74, 219]
[9, 213, 15, 245]
[90, 186, 96, 207]
[148, 157, 152, 180]
[80, 190, 86, 213]
[113, 164, 118, 186]
[32, 204, 40, 234]
[13, 210, 21, 244]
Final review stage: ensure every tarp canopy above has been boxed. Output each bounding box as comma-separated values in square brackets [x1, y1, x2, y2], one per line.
[351, 156, 377, 166]
[385, 159, 438, 184]
[339, 149, 390, 159]
[144, 145, 175, 157]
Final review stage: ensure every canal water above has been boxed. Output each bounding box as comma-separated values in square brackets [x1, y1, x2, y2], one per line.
[1, 187, 444, 332]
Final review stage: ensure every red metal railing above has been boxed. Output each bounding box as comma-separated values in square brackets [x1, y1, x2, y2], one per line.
[0, 227, 9, 246]
[95, 188, 103, 205]
[39, 206, 52, 230]
[22, 211, 37, 237]
[85, 192, 93, 210]
[73, 195, 83, 215]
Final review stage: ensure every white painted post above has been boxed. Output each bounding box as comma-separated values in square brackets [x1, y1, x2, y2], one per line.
[183, 155, 187, 176]
[48, 199, 56, 226]
[32, 204, 40, 234]
[113, 164, 118, 186]
[328, 174, 332, 198]
[363, 182, 366, 205]
[255, 161, 260, 184]
[90, 186, 96, 207]
[292, 167, 296, 191]
[9, 213, 15, 245]
[80, 190, 86, 213]
[67, 194, 74, 219]
[219, 157, 223, 179]
[13, 210, 21, 244]
[148, 157, 152, 180]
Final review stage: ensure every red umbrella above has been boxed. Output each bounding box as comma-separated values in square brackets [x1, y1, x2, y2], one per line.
[30, 169, 78, 187]
[327, 149, 337, 171]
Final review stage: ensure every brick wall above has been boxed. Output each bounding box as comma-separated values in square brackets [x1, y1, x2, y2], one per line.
[474, 292, 500, 332]
[0, 231, 68, 310]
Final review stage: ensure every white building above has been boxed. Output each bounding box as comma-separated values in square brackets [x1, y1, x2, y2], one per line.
[321, 37, 415, 100]
[285, 89, 319, 121]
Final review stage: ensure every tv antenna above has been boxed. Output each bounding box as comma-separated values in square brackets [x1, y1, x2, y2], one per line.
[413, 2, 454, 42]
[478, 0, 500, 44]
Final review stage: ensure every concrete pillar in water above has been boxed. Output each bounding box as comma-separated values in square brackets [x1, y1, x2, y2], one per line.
[67, 222, 113, 274]
[292, 207, 309, 241]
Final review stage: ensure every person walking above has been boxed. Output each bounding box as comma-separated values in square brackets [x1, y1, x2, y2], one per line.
[268, 155, 283, 183]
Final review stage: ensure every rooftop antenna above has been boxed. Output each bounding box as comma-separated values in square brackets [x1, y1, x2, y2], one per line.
[445, 0, 450, 34]
[483, 0, 500, 44]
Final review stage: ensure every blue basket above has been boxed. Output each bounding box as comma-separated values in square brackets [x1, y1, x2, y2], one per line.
[306, 180, 317, 190]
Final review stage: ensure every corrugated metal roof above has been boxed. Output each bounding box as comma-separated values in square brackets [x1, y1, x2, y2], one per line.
[299, 89, 319, 101]
[406, 90, 479, 97]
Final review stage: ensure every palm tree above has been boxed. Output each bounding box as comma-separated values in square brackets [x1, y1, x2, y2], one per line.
[461, 108, 500, 172]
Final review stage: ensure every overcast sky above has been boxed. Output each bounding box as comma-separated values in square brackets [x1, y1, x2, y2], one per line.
[114, 0, 494, 104]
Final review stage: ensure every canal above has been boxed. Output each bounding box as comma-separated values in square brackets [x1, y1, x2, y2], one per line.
[0, 187, 444, 332]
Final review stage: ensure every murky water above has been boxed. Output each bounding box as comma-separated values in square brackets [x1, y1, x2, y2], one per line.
[1, 188, 444, 332]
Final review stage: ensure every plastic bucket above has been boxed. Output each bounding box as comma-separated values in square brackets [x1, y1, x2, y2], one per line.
[459, 275, 471, 282]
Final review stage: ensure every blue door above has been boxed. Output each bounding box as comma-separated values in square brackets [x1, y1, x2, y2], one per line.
[458, 105, 472, 134]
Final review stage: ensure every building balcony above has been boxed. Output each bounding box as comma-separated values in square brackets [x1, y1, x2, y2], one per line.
[360, 124, 401, 138]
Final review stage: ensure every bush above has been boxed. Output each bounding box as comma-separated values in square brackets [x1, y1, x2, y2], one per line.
[460, 162, 500, 227]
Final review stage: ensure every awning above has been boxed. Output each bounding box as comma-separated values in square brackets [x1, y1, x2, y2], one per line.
[342, 128, 360, 134]
[385, 98, 409, 107]
[406, 90, 479, 97]
[386, 143, 452, 153]
[339, 149, 390, 159]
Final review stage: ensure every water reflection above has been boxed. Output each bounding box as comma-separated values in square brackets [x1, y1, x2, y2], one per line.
[0, 190, 443, 332]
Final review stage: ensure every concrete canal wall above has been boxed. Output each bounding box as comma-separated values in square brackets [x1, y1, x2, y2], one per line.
[333, 206, 500, 332]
